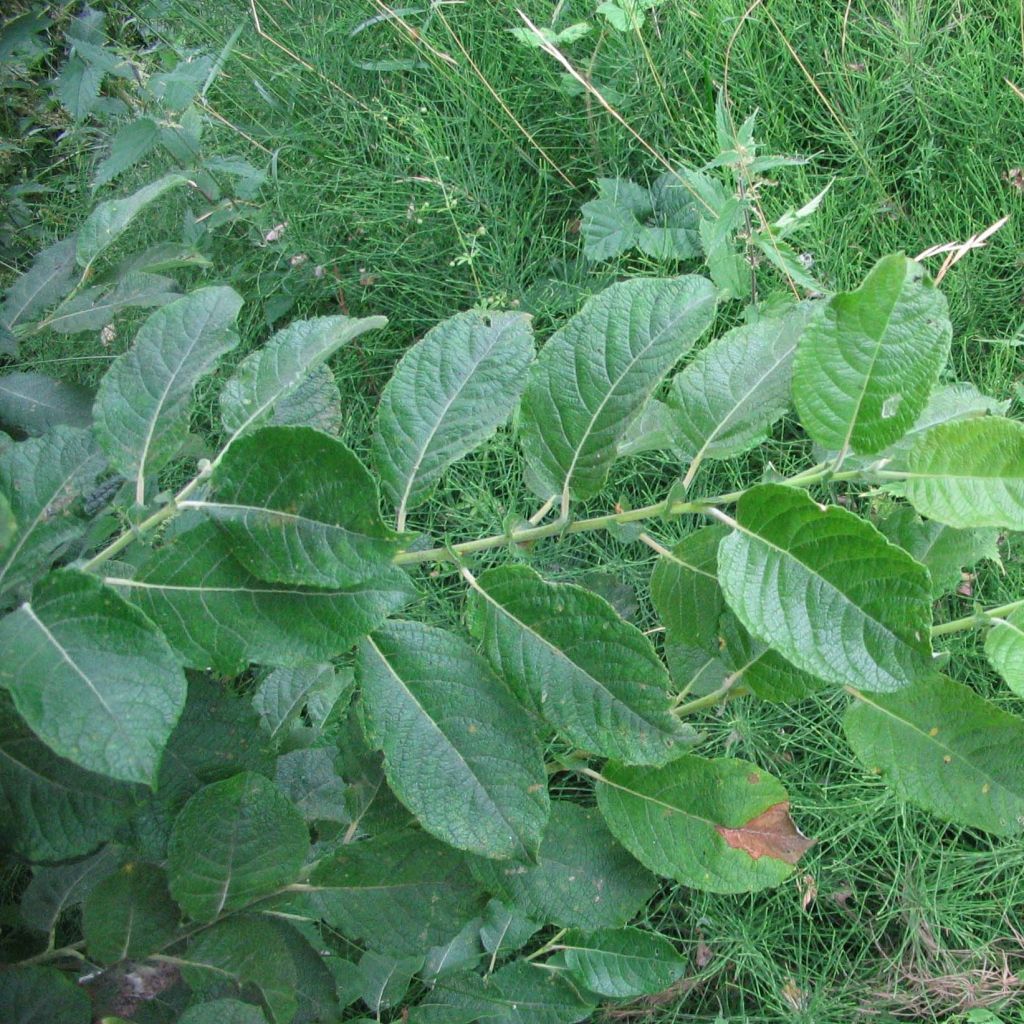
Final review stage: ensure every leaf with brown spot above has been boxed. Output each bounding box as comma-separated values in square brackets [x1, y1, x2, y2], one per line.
[714, 801, 815, 865]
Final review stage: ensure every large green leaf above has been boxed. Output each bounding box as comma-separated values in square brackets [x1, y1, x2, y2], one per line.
[111, 522, 416, 675]
[358, 620, 549, 861]
[1, 238, 78, 333]
[470, 801, 657, 929]
[596, 756, 811, 892]
[76, 173, 188, 268]
[667, 303, 815, 468]
[0, 571, 186, 784]
[93, 287, 242, 498]
[181, 916, 297, 1024]
[0, 695, 134, 862]
[792, 254, 951, 454]
[478, 899, 541, 957]
[415, 962, 594, 1024]
[302, 830, 483, 956]
[219, 314, 387, 439]
[271, 363, 342, 433]
[900, 418, 1024, 529]
[195, 426, 404, 587]
[0, 427, 106, 599]
[0, 372, 93, 436]
[560, 926, 686, 998]
[0, 966, 91, 1024]
[20, 845, 122, 935]
[985, 608, 1024, 697]
[844, 675, 1024, 835]
[878, 507, 999, 598]
[168, 772, 309, 921]
[467, 564, 687, 764]
[94, 116, 160, 187]
[373, 310, 534, 522]
[520, 276, 716, 500]
[45, 271, 180, 335]
[82, 862, 180, 963]
[717, 485, 935, 692]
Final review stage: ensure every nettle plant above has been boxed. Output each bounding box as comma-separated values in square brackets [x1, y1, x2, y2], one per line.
[4, 189, 1024, 1020]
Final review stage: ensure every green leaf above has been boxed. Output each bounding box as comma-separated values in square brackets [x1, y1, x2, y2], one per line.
[303, 830, 483, 956]
[372, 310, 534, 521]
[467, 564, 689, 764]
[168, 771, 309, 921]
[275, 748, 349, 822]
[650, 525, 727, 654]
[422, 918, 484, 980]
[793, 254, 951, 454]
[0, 693, 135, 861]
[56, 54, 103, 120]
[181, 916, 297, 1024]
[21, 845, 122, 934]
[271, 363, 341, 434]
[219, 314, 387, 440]
[470, 801, 657, 929]
[1, 238, 78, 332]
[156, 675, 275, 812]
[0, 966, 91, 1024]
[358, 620, 549, 861]
[560, 926, 686, 998]
[253, 662, 350, 740]
[520, 276, 716, 501]
[148, 56, 213, 109]
[650, 523, 824, 702]
[93, 286, 242, 496]
[878, 507, 999, 598]
[900, 418, 1024, 529]
[0, 427, 106, 598]
[76, 174, 189, 268]
[717, 612, 826, 703]
[0, 372, 94, 436]
[479, 898, 541, 957]
[597, 756, 811, 892]
[179, 1001, 269, 1024]
[668, 303, 815, 467]
[93, 117, 160, 188]
[844, 675, 1024, 835]
[617, 397, 679, 457]
[197, 426, 405, 588]
[270, 917, 340, 1023]
[113, 522, 416, 675]
[581, 198, 642, 260]
[46, 271, 180, 335]
[82, 862, 180, 963]
[416, 961, 594, 1024]
[985, 608, 1024, 696]
[0, 571, 186, 784]
[359, 951, 423, 1014]
[717, 484, 936, 692]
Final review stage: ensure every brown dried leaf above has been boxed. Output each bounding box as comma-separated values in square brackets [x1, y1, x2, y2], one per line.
[714, 801, 815, 865]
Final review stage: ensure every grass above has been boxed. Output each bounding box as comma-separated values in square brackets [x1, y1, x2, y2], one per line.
[5, 0, 1024, 1020]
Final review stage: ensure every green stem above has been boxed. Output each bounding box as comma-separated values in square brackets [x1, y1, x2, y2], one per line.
[79, 465, 211, 572]
[523, 928, 567, 963]
[931, 597, 1024, 637]
[674, 676, 750, 716]
[15, 942, 85, 967]
[395, 463, 869, 567]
